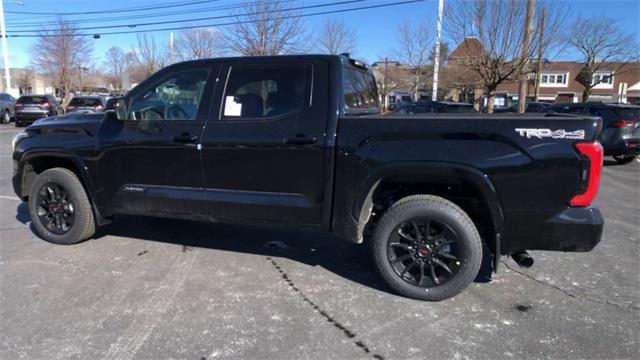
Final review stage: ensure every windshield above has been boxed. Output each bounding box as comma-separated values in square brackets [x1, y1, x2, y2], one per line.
[17, 96, 47, 104]
[69, 98, 102, 107]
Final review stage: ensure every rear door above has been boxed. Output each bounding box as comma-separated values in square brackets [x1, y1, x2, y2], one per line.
[200, 59, 329, 224]
[96, 64, 218, 216]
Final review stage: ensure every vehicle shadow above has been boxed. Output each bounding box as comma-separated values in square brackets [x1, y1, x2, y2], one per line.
[16, 204, 493, 295]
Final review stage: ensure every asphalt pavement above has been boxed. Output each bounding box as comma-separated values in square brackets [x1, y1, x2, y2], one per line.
[0, 123, 638, 360]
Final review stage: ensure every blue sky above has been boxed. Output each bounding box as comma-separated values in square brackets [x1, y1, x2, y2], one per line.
[4, 0, 640, 69]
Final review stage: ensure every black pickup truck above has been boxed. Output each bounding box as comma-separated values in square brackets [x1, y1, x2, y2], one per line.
[11, 55, 604, 301]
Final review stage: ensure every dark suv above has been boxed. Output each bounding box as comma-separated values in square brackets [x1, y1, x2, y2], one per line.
[548, 103, 640, 164]
[14, 95, 64, 127]
[66, 96, 107, 114]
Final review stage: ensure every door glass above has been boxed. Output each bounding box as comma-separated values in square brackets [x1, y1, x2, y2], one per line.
[221, 65, 308, 119]
[128, 69, 209, 121]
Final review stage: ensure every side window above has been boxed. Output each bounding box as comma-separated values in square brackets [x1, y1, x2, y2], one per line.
[128, 69, 209, 121]
[221, 65, 308, 120]
[344, 68, 379, 113]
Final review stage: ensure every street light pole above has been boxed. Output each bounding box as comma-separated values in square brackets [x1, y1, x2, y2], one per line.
[0, 0, 11, 93]
[431, 0, 444, 101]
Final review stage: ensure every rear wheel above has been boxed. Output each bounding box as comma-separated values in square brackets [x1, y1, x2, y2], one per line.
[28, 168, 95, 245]
[371, 195, 482, 301]
[613, 155, 636, 164]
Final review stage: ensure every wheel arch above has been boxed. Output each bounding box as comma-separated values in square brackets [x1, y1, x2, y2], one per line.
[351, 162, 504, 267]
[17, 150, 109, 226]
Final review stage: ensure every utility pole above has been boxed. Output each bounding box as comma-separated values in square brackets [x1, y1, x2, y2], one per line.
[534, 7, 545, 102]
[382, 57, 388, 111]
[431, 0, 444, 101]
[518, 0, 536, 113]
[0, 0, 11, 93]
[169, 32, 174, 64]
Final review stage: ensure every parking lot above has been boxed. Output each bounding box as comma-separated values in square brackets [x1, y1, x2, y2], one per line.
[0, 122, 638, 360]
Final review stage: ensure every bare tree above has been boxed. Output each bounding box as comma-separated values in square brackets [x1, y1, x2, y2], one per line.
[568, 17, 639, 102]
[30, 18, 92, 102]
[175, 28, 225, 61]
[104, 47, 127, 92]
[129, 34, 167, 80]
[394, 20, 432, 100]
[446, 0, 536, 113]
[223, 0, 308, 56]
[316, 18, 357, 55]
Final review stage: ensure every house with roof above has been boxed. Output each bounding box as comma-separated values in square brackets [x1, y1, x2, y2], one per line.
[446, 37, 640, 107]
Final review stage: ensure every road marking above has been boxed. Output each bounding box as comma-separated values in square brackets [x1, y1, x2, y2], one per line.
[0, 195, 20, 201]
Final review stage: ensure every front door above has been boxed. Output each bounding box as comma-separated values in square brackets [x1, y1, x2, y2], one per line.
[200, 60, 329, 225]
[97, 65, 217, 216]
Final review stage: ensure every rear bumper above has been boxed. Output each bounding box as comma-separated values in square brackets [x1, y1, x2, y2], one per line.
[15, 112, 47, 125]
[501, 207, 603, 254]
[601, 128, 640, 156]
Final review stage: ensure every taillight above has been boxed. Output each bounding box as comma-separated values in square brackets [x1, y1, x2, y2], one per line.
[67, 106, 75, 110]
[611, 119, 636, 128]
[41, 102, 50, 108]
[95, 105, 103, 110]
[570, 141, 603, 207]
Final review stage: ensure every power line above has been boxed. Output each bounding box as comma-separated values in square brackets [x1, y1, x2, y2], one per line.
[8, 0, 424, 38]
[8, 0, 365, 33]
[6, 0, 297, 27]
[5, 0, 224, 15]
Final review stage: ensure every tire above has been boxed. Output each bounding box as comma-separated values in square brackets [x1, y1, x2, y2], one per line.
[371, 195, 482, 301]
[28, 168, 95, 245]
[613, 155, 636, 164]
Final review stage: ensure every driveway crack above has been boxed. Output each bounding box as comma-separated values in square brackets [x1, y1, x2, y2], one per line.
[266, 257, 384, 360]
[501, 261, 640, 311]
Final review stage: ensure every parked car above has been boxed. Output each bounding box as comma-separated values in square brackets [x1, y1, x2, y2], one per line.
[0, 92, 16, 123]
[14, 94, 64, 127]
[396, 101, 476, 114]
[548, 103, 639, 164]
[12, 55, 604, 301]
[495, 101, 551, 113]
[66, 96, 107, 114]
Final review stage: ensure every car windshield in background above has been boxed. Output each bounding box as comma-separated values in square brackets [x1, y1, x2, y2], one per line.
[69, 98, 102, 107]
[17, 96, 46, 104]
[612, 108, 639, 120]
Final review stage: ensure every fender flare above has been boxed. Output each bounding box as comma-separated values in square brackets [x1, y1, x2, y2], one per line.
[18, 149, 108, 225]
[351, 162, 504, 259]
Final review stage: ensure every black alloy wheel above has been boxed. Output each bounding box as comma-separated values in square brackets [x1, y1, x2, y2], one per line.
[388, 218, 462, 288]
[371, 195, 482, 301]
[35, 182, 76, 235]
[28, 167, 95, 244]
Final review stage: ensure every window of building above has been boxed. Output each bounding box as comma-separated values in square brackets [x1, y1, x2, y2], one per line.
[592, 72, 614, 86]
[540, 72, 568, 86]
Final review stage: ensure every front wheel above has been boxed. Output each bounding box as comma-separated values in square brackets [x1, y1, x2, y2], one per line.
[371, 195, 482, 301]
[28, 168, 95, 244]
[613, 155, 636, 164]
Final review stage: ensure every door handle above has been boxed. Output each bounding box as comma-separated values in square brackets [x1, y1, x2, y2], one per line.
[285, 134, 317, 145]
[173, 133, 198, 144]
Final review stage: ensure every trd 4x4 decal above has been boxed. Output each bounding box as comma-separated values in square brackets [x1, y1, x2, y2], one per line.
[515, 128, 585, 140]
